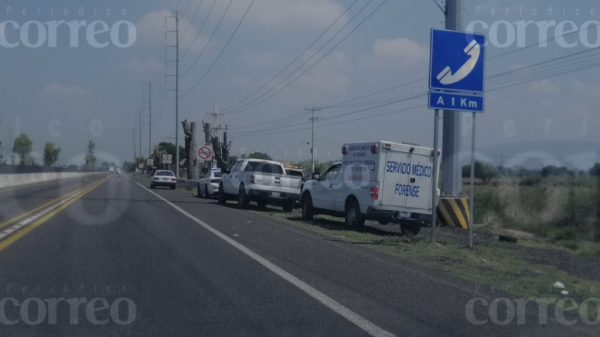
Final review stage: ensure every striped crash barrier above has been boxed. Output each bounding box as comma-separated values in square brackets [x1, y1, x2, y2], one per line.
[437, 197, 470, 230]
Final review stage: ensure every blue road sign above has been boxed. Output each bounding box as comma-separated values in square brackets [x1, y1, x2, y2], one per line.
[428, 92, 484, 113]
[429, 29, 485, 94]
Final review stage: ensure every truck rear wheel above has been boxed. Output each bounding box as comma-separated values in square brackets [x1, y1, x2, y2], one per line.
[238, 185, 249, 209]
[301, 194, 314, 221]
[401, 221, 421, 236]
[345, 199, 365, 229]
[282, 201, 294, 213]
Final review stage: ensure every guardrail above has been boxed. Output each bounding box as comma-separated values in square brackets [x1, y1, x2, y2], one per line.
[0, 164, 101, 174]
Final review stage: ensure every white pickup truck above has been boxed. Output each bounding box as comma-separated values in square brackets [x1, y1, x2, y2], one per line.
[300, 141, 440, 235]
[218, 159, 302, 212]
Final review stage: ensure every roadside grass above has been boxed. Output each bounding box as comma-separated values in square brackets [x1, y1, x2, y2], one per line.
[471, 176, 600, 257]
[250, 207, 600, 319]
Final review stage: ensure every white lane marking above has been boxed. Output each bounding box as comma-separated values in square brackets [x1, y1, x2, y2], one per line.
[128, 176, 395, 337]
[0, 186, 92, 241]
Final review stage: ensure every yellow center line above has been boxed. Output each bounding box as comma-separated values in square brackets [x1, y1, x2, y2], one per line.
[0, 177, 107, 230]
[0, 177, 108, 253]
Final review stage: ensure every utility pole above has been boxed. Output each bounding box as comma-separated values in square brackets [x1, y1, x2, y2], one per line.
[306, 108, 321, 174]
[133, 127, 136, 163]
[441, 0, 463, 197]
[8, 128, 12, 165]
[145, 81, 152, 157]
[175, 12, 179, 177]
[138, 110, 142, 159]
[166, 11, 180, 176]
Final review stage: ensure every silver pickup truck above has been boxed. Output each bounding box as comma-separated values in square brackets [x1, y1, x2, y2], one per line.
[218, 159, 302, 212]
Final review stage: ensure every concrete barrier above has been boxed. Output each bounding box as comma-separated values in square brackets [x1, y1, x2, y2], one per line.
[0, 172, 103, 189]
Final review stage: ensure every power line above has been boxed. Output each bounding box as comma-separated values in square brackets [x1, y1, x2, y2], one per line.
[181, 0, 255, 98]
[180, 0, 233, 79]
[232, 44, 600, 139]
[179, 0, 206, 42]
[179, 0, 217, 60]
[221, 0, 362, 113]
[226, 0, 387, 115]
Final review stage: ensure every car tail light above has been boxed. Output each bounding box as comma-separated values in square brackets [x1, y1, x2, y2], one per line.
[370, 145, 378, 154]
[250, 175, 255, 184]
[369, 186, 379, 200]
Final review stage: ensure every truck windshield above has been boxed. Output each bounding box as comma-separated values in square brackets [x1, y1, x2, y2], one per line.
[244, 162, 284, 174]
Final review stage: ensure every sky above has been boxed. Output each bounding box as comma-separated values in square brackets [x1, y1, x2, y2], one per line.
[0, 0, 598, 170]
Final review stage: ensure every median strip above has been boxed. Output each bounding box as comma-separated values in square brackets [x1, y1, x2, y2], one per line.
[0, 177, 107, 252]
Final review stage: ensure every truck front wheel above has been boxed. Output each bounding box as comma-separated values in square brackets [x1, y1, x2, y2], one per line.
[301, 194, 314, 221]
[345, 199, 365, 229]
[218, 184, 227, 204]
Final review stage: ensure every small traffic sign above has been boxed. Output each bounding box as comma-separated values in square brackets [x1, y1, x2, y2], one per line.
[162, 154, 172, 164]
[198, 146, 212, 161]
[147, 159, 154, 166]
[428, 92, 484, 113]
[138, 163, 144, 169]
[429, 29, 485, 94]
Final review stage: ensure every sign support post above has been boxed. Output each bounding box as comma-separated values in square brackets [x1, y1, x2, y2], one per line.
[428, 28, 485, 246]
[469, 112, 477, 248]
[431, 109, 440, 244]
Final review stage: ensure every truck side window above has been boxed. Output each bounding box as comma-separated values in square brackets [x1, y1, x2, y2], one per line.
[321, 164, 341, 181]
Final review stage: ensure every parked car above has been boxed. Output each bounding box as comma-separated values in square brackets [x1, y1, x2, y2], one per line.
[284, 166, 308, 191]
[150, 170, 177, 189]
[300, 141, 440, 234]
[218, 159, 302, 212]
[197, 168, 223, 198]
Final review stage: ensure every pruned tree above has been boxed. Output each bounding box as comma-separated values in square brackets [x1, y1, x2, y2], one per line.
[182, 120, 198, 180]
[43, 142, 61, 167]
[13, 133, 32, 165]
[211, 131, 231, 169]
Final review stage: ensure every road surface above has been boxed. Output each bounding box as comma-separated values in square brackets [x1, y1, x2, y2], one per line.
[0, 174, 593, 336]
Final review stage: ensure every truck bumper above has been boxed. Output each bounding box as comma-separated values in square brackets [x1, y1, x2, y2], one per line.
[249, 190, 299, 203]
[366, 207, 426, 222]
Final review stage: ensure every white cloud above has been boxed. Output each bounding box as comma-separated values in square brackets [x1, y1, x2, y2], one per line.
[240, 51, 283, 68]
[136, 10, 209, 52]
[121, 58, 162, 73]
[295, 51, 348, 91]
[226, 0, 346, 29]
[372, 37, 428, 67]
[233, 76, 253, 86]
[530, 79, 559, 95]
[42, 83, 92, 98]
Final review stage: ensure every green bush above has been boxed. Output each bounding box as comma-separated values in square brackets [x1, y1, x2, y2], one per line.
[474, 189, 506, 223]
[519, 175, 543, 186]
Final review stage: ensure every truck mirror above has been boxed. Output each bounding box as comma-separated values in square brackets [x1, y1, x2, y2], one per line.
[221, 167, 230, 174]
[312, 173, 320, 180]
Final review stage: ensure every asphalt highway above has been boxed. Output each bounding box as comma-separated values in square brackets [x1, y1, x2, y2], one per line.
[0, 174, 594, 336]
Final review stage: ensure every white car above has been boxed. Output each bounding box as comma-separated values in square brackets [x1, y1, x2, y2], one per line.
[150, 170, 177, 189]
[197, 168, 222, 198]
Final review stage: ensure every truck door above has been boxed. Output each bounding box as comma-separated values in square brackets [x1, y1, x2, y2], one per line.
[312, 164, 340, 210]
